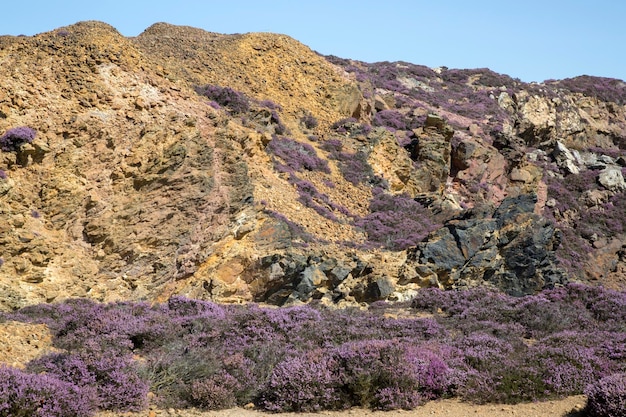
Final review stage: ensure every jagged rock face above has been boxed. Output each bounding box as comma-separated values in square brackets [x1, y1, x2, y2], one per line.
[0, 21, 625, 309]
[402, 194, 565, 296]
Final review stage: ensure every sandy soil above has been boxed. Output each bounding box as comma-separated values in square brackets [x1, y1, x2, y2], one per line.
[97, 395, 586, 417]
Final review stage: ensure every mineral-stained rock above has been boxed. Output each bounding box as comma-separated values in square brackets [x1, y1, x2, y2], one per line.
[402, 194, 567, 296]
[0, 21, 624, 309]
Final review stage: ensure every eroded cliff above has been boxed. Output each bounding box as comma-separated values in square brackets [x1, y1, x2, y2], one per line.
[0, 21, 625, 310]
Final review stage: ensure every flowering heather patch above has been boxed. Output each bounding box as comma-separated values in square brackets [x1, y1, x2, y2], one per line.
[0, 365, 93, 417]
[544, 169, 626, 275]
[290, 177, 350, 220]
[585, 373, 626, 417]
[555, 75, 626, 105]
[195, 85, 250, 114]
[354, 187, 438, 250]
[260, 350, 345, 412]
[331, 340, 457, 410]
[0, 126, 36, 151]
[258, 99, 282, 111]
[340, 151, 377, 185]
[586, 147, 626, 159]
[441, 68, 520, 90]
[266, 136, 330, 174]
[335, 60, 513, 132]
[372, 109, 408, 131]
[267, 110, 287, 135]
[320, 138, 344, 156]
[320, 140, 382, 186]
[301, 113, 319, 129]
[4, 282, 626, 412]
[27, 352, 148, 412]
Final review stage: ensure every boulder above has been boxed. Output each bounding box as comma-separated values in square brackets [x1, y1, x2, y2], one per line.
[552, 141, 580, 175]
[598, 168, 626, 191]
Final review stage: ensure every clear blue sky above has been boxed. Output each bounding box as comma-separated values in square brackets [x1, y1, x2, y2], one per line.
[2, 0, 625, 83]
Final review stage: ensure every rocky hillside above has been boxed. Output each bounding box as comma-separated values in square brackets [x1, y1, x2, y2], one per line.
[0, 21, 625, 310]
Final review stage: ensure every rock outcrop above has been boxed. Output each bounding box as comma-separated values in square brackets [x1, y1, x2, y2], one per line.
[401, 194, 565, 296]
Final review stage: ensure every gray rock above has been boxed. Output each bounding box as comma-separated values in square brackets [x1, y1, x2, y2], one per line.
[552, 141, 580, 174]
[599, 155, 616, 165]
[418, 227, 466, 270]
[598, 168, 626, 191]
[367, 277, 395, 300]
[404, 194, 566, 296]
[328, 265, 352, 285]
[494, 193, 537, 227]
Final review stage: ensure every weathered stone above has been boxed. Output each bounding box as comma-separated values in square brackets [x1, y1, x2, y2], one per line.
[581, 189, 610, 207]
[510, 167, 534, 183]
[367, 277, 395, 300]
[328, 264, 352, 285]
[418, 227, 466, 270]
[402, 194, 566, 296]
[552, 141, 580, 175]
[598, 168, 626, 191]
[494, 193, 537, 227]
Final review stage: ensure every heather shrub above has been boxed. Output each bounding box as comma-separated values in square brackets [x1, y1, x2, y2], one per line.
[355, 187, 438, 250]
[332, 340, 456, 410]
[453, 333, 535, 403]
[258, 99, 282, 110]
[372, 109, 407, 131]
[145, 304, 301, 409]
[442, 68, 519, 90]
[556, 75, 626, 105]
[0, 126, 36, 151]
[542, 169, 623, 274]
[320, 138, 344, 156]
[271, 111, 287, 135]
[0, 365, 93, 417]
[166, 295, 227, 321]
[144, 345, 223, 408]
[195, 85, 250, 113]
[511, 293, 595, 337]
[266, 136, 330, 173]
[260, 350, 345, 412]
[50, 299, 174, 354]
[301, 113, 319, 129]
[321, 139, 379, 186]
[585, 373, 626, 417]
[248, 108, 289, 135]
[340, 151, 386, 186]
[189, 372, 239, 410]
[289, 176, 351, 220]
[27, 352, 149, 412]
[6, 285, 626, 412]
[532, 335, 614, 396]
[453, 331, 605, 403]
[562, 283, 626, 327]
